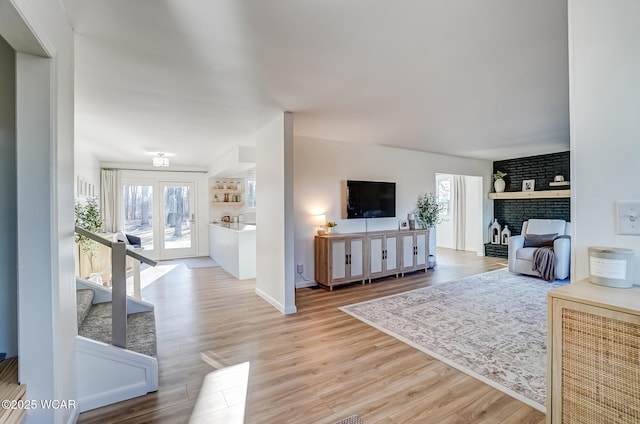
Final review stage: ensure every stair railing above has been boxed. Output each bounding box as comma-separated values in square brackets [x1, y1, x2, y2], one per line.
[75, 226, 157, 349]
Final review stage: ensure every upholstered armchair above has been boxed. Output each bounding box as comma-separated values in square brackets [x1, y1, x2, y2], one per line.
[508, 219, 571, 280]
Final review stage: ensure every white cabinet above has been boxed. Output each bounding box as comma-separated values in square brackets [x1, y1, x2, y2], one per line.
[315, 235, 366, 290]
[314, 229, 428, 290]
[400, 230, 429, 275]
[368, 234, 398, 281]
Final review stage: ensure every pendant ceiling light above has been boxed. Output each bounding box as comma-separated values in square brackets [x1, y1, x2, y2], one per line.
[152, 153, 170, 167]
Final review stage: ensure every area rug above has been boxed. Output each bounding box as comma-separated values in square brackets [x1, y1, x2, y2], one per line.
[183, 257, 220, 269]
[334, 415, 363, 424]
[340, 269, 567, 412]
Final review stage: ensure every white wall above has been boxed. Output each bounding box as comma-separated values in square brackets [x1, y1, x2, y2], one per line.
[255, 113, 296, 314]
[75, 142, 100, 198]
[3, 0, 78, 422]
[569, 0, 640, 281]
[0, 35, 17, 358]
[293, 136, 493, 287]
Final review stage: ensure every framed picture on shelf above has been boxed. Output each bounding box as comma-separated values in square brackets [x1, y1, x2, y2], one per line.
[399, 219, 409, 230]
[522, 179, 535, 192]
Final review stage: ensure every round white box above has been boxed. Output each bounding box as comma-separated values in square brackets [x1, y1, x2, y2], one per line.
[588, 247, 635, 288]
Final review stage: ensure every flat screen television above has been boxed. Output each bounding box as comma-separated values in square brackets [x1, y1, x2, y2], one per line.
[343, 180, 396, 219]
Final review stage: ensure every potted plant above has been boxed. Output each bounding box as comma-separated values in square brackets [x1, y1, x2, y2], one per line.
[493, 171, 507, 193]
[325, 221, 338, 234]
[74, 197, 104, 277]
[415, 193, 442, 229]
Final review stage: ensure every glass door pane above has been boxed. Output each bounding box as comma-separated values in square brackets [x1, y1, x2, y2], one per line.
[122, 185, 154, 251]
[161, 182, 196, 258]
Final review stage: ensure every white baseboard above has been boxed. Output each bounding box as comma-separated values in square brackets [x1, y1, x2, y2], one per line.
[255, 288, 297, 315]
[295, 280, 317, 289]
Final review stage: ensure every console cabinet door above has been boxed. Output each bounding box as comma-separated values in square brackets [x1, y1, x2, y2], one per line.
[401, 234, 416, 272]
[348, 238, 365, 280]
[330, 239, 347, 283]
[368, 235, 385, 279]
[416, 231, 428, 267]
[385, 235, 398, 273]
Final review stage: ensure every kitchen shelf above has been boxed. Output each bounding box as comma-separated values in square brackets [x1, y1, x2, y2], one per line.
[488, 189, 571, 200]
[211, 201, 244, 207]
[210, 188, 243, 194]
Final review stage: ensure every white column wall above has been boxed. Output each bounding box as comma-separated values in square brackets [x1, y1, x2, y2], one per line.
[293, 136, 493, 287]
[0, 34, 17, 358]
[255, 112, 296, 314]
[569, 0, 640, 281]
[3, 0, 77, 422]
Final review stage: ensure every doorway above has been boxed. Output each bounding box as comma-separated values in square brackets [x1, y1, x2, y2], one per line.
[435, 174, 483, 254]
[122, 180, 197, 260]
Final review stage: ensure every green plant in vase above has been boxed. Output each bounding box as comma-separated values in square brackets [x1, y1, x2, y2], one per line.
[493, 171, 507, 193]
[74, 197, 104, 274]
[415, 193, 442, 229]
[326, 221, 338, 234]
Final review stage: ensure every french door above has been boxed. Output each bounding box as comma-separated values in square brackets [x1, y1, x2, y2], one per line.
[122, 180, 197, 260]
[159, 182, 196, 259]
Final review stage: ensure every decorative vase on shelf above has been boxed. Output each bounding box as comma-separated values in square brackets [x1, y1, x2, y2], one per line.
[494, 179, 506, 193]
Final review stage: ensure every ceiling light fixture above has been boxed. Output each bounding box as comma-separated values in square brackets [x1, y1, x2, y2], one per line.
[152, 153, 170, 167]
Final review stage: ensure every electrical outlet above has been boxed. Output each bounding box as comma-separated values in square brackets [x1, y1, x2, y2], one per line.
[296, 264, 304, 273]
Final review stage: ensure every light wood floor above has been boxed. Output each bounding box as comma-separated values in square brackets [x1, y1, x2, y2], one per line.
[78, 249, 545, 424]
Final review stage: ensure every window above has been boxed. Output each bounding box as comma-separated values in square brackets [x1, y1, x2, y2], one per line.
[246, 179, 256, 209]
[436, 175, 451, 217]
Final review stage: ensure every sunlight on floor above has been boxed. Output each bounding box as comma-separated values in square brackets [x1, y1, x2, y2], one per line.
[188, 361, 250, 423]
[126, 263, 179, 295]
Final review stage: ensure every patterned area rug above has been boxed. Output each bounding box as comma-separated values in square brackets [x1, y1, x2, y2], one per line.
[334, 415, 363, 424]
[340, 269, 567, 412]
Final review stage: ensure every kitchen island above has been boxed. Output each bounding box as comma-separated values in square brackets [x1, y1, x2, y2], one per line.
[208, 223, 256, 280]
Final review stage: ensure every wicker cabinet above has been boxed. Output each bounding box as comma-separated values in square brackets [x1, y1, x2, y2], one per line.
[547, 280, 640, 423]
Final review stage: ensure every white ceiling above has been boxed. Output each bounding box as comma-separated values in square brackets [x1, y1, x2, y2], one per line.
[63, 0, 569, 167]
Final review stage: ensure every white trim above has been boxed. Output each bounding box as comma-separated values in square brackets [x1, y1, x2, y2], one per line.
[255, 287, 297, 315]
[75, 336, 158, 412]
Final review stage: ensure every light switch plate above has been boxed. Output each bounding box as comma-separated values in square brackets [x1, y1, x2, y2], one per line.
[616, 201, 640, 235]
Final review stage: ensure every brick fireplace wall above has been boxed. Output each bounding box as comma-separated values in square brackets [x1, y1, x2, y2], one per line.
[487, 152, 571, 257]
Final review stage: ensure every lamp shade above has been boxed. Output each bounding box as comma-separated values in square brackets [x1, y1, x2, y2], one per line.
[311, 214, 326, 226]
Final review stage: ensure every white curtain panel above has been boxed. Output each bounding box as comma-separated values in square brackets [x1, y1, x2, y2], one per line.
[453, 175, 466, 250]
[100, 169, 120, 233]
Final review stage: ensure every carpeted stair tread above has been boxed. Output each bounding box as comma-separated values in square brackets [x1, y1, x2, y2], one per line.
[78, 302, 157, 358]
[76, 289, 95, 329]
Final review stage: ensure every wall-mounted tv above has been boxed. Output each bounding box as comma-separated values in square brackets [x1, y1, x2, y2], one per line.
[343, 180, 396, 219]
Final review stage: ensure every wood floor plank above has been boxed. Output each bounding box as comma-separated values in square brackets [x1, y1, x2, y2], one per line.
[78, 249, 545, 423]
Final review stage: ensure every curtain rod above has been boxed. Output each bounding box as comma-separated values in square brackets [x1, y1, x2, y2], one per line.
[101, 167, 208, 174]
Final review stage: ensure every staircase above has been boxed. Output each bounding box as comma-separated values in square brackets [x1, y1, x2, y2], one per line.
[77, 289, 157, 358]
[0, 358, 26, 424]
[75, 279, 158, 413]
